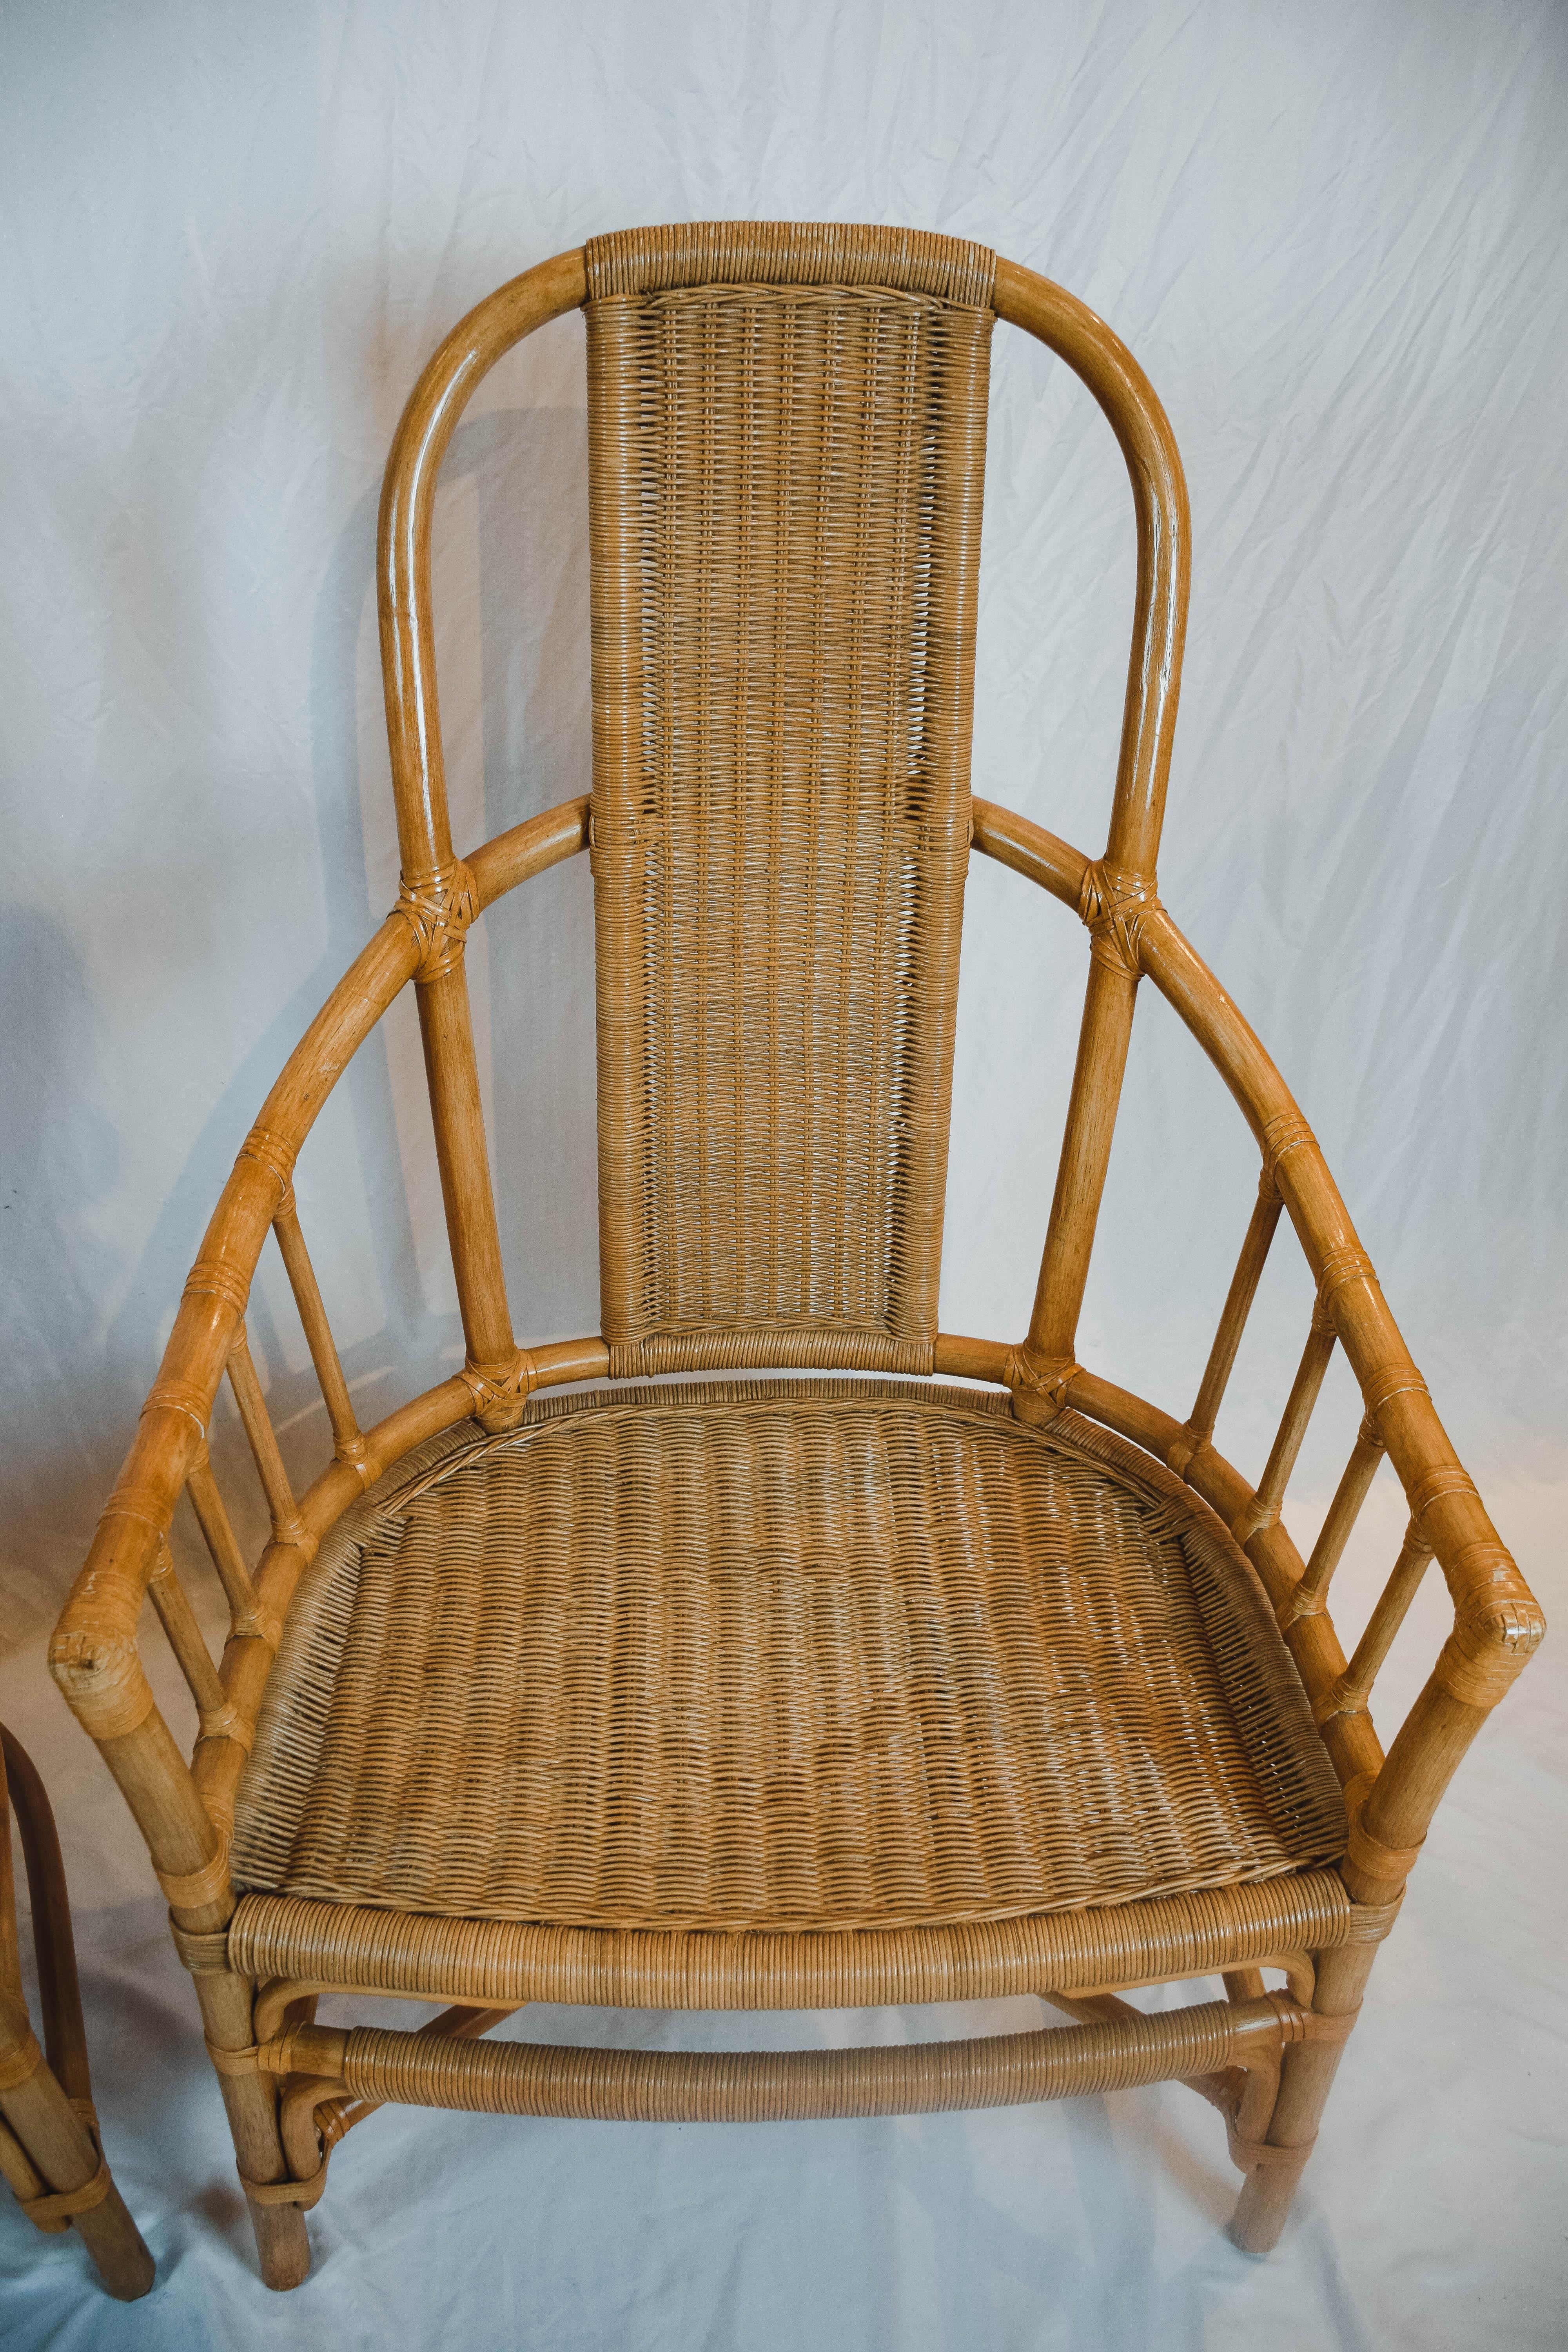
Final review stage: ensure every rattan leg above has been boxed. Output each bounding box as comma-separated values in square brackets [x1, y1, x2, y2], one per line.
[2, 1729, 92, 2110]
[0, 2053, 154, 2300]
[193, 1969, 311, 2290]
[1, 1726, 153, 2298]
[1227, 1942, 1373, 2253]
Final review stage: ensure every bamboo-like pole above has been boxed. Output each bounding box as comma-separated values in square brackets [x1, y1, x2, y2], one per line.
[1229, 1938, 1372, 2253]
[227, 1329, 305, 1548]
[0, 1737, 156, 2297]
[991, 265, 1189, 881]
[1281, 1416, 1386, 1630]
[415, 961, 516, 1376]
[377, 255, 587, 881]
[184, 1448, 267, 1637]
[0, 1992, 154, 2298]
[1022, 960, 1139, 1376]
[1, 1729, 90, 2104]
[1232, 1307, 1337, 1550]
[1316, 1523, 1434, 1730]
[146, 1540, 244, 1745]
[1172, 1169, 1284, 1464]
[0, 2110, 50, 2217]
[191, 1963, 311, 2288]
[270, 1195, 363, 1472]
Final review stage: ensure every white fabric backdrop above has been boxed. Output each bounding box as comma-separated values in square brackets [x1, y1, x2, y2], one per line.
[2, 1, 1564, 2343]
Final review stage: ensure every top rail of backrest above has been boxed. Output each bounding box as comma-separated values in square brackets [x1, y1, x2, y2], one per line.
[376, 229, 1189, 895]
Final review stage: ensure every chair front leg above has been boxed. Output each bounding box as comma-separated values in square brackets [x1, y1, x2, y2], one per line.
[191, 1967, 312, 2290]
[1227, 1939, 1374, 2252]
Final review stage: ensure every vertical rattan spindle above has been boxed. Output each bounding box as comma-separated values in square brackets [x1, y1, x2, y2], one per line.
[1280, 1414, 1386, 1630]
[1170, 1166, 1285, 1466]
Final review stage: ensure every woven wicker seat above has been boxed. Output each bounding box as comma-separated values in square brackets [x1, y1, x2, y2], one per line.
[51, 220, 1542, 2289]
[231, 1383, 1345, 1931]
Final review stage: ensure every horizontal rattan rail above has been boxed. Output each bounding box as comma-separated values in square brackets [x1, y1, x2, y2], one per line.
[226, 1871, 1393, 2023]
[260, 1992, 1312, 2125]
[48, 223, 1542, 2287]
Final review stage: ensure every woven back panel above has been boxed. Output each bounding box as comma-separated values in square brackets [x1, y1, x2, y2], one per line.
[585, 224, 996, 1376]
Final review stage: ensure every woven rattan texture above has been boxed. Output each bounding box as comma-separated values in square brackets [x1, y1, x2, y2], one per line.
[584, 221, 997, 305]
[231, 1383, 1345, 1932]
[229, 1871, 1372, 2014]
[586, 239, 994, 1377]
[327, 1999, 1249, 2122]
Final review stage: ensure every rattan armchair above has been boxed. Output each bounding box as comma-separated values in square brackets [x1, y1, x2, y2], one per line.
[50, 223, 1543, 2291]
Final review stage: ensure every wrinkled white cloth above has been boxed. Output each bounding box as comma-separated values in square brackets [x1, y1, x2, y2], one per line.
[2, 1, 1564, 2344]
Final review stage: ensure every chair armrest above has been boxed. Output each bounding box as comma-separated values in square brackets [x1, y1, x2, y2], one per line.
[1134, 906, 1544, 1884]
[48, 1168, 282, 1923]
[1430, 1536, 1544, 1710]
[973, 814, 1546, 1897]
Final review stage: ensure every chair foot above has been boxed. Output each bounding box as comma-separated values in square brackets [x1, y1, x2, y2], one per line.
[247, 2194, 312, 2290]
[1222, 1940, 1374, 2252]
[1226, 2147, 1311, 2254]
[71, 2178, 157, 2300]
[191, 1966, 314, 2286]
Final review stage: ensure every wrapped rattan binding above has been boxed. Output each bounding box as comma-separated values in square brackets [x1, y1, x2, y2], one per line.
[266, 1993, 1304, 2127]
[586, 226, 994, 1379]
[584, 221, 997, 305]
[228, 1871, 1397, 2016]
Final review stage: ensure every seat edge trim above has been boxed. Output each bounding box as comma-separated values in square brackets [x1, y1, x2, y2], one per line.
[228, 1871, 1392, 2013]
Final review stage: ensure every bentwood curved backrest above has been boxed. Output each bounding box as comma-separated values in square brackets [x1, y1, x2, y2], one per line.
[377, 223, 1188, 1404]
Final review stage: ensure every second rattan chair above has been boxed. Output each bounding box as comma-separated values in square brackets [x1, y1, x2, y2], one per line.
[49, 222, 1543, 2290]
[1, 1726, 153, 2299]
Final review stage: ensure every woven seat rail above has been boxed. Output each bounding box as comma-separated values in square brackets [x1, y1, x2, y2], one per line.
[228, 1872, 1390, 2018]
